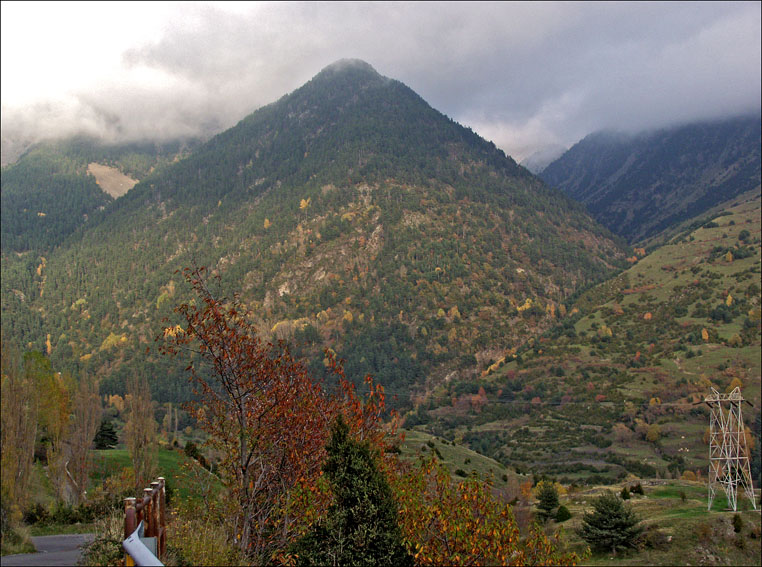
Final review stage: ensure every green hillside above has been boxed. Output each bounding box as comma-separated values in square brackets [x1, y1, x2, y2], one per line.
[0, 60, 625, 408]
[407, 193, 761, 483]
[0, 136, 199, 252]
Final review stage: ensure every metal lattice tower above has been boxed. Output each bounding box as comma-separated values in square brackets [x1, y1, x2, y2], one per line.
[705, 387, 756, 511]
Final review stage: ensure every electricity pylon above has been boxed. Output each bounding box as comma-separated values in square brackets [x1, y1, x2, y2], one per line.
[704, 387, 756, 511]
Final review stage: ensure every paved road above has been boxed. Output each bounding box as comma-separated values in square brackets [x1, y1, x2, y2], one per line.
[1, 534, 95, 567]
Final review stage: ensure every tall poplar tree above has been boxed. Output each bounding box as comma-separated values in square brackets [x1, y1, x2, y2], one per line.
[125, 374, 157, 490]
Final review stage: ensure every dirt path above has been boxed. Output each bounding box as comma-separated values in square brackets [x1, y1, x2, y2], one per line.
[1, 534, 95, 566]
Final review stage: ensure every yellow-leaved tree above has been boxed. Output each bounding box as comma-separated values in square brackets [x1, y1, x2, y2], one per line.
[125, 374, 157, 490]
[390, 458, 583, 565]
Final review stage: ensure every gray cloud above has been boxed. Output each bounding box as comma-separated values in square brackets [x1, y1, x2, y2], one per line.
[2, 1, 760, 162]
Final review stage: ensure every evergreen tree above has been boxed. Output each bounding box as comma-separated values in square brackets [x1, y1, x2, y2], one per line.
[93, 419, 118, 450]
[577, 491, 642, 554]
[555, 505, 572, 523]
[291, 416, 412, 566]
[535, 480, 559, 521]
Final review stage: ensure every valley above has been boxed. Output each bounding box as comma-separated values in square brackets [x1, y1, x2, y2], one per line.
[1, 59, 759, 565]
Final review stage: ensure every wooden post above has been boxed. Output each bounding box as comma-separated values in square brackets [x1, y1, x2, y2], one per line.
[158, 477, 166, 558]
[143, 487, 154, 537]
[150, 481, 160, 558]
[150, 482, 159, 529]
[124, 497, 137, 567]
[124, 478, 167, 562]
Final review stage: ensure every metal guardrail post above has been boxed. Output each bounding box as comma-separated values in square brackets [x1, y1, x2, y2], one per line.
[124, 521, 163, 566]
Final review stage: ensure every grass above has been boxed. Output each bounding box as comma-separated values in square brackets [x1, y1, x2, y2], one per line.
[556, 480, 762, 567]
[398, 428, 512, 484]
[0, 525, 36, 556]
[29, 522, 95, 536]
[91, 447, 205, 500]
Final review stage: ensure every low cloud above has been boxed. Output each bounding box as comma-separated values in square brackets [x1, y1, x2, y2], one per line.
[2, 2, 759, 161]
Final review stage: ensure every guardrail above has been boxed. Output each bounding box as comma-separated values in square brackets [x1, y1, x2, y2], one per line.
[123, 477, 166, 566]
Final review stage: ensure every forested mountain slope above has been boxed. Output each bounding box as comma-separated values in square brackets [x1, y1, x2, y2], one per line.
[540, 116, 762, 243]
[0, 137, 199, 252]
[407, 191, 761, 483]
[1, 59, 625, 405]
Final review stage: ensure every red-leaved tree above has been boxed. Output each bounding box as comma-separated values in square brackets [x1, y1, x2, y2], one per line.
[159, 266, 395, 561]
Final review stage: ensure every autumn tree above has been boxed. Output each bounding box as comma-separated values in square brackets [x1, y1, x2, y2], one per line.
[390, 457, 582, 565]
[160, 266, 396, 562]
[125, 373, 157, 490]
[68, 372, 102, 503]
[161, 267, 334, 559]
[38, 371, 72, 502]
[1, 344, 42, 513]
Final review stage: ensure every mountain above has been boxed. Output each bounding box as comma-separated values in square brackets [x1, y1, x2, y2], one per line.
[0, 59, 625, 406]
[540, 116, 762, 243]
[0, 136, 200, 252]
[519, 144, 566, 174]
[406, 190, 760, 482]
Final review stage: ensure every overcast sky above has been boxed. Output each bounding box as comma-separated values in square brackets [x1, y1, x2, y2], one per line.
[1, 1, 760, 161]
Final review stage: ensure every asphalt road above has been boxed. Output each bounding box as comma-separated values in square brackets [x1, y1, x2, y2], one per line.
[1, 534, 95, 567]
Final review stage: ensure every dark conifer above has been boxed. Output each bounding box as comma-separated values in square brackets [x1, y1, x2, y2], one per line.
[577, 491, 642, 554]
[93, 419, 118, 450]
[291, 416, 412, 566]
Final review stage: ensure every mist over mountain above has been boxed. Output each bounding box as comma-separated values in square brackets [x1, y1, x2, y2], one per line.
[1, 59, 625, 405]
[519, 144, 567, 174]
[540, 115, 762, 243]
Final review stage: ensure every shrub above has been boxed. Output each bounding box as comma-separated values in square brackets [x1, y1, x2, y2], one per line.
[167, 505, 247, 566]
[636, 524, 670, 550]
[620, 487, 631, 500]
[733, 513, 743, 533]
[697, 521, 713, 544]
[555, 505, 571, 523]
[22, 503, 49, 525]
[631, 483, 644, 495]
[78, 509, 125, 567]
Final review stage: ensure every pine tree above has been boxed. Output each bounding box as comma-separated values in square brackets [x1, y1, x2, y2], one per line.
[535, 480, 559, 521]
[577, 491, 642, 554]
[93, 419, 118, 450]
[291, 416, 412, 566]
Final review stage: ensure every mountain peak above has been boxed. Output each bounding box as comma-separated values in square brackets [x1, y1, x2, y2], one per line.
[308, 59, 387, 89]
[319, 58, 379, 76]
